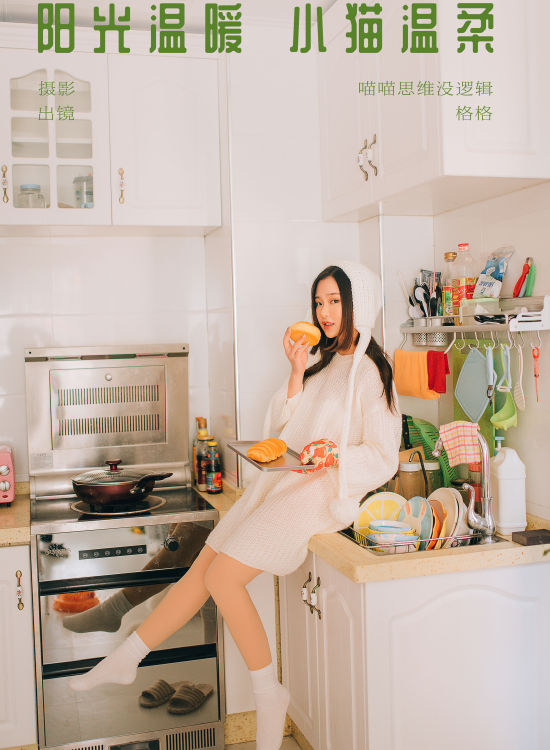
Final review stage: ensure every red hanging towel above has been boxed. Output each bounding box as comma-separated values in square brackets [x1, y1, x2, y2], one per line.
[427, 351, 450, 394]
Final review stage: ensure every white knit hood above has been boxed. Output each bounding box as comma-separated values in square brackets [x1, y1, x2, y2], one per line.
[320, 260, 383, 525]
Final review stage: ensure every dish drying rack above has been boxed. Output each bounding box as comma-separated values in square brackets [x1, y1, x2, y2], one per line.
[400, 294, 550, 347]
[339, 525, 485, 555]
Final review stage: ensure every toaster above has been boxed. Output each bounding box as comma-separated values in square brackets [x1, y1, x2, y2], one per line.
[0, 445, 15, 505]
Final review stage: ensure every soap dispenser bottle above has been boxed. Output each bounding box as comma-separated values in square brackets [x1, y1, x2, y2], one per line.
[490, 447, 526, 534]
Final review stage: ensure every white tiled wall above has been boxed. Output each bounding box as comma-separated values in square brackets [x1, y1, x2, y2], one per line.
[434, 182, 550, 520]
[0, 235, 209, 480]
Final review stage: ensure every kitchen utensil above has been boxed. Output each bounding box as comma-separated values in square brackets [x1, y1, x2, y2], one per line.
[525, 260, 536, 296]
[414, 285, 429, 316]
[72, 460, 173, 507]
[356, 492, 407, 527]
[454, 347, 491, 422]
[513, 257, 532, 298]
[485, 345, 497, 400]
[228, 440, 310, 471]
[491, 345, 517, 430]
[532, 345, 540, 402]
[398, 275, 423, 319]
[398, 496, 433, 551]
[403, 415, 457, 487]
[513, 342, 525, 411]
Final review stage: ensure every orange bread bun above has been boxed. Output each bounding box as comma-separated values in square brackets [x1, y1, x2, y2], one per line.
[289, 321, 321, 347]
[247, 438, 287, 463]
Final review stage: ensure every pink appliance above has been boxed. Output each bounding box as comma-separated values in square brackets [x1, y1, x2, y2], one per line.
[0, 445, 15, 505]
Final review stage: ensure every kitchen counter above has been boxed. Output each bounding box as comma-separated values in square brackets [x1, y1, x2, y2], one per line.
[4, 484, 550, 583]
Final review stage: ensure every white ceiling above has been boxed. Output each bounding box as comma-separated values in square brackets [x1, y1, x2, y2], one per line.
[0, 0, 336, 29]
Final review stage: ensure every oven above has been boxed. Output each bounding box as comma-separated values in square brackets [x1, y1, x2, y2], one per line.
[25, 346, 225, 750]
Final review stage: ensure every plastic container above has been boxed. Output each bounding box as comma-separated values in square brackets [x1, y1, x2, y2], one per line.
[489, 447, 526, 534]
[15, 184, 45, 208]
[451, 243, 477, 323]
[398, 462, 426, 499]
[442, 251, 457, 317]
[424, 460, 443, 495]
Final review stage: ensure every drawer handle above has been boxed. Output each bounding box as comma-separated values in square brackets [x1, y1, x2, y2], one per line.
[301, 571, 312, 605]
[15, 569, 24, 610]
[118, 167, 125, 204]
[1, 164, 9, 203]
[310, 576, 321, 619]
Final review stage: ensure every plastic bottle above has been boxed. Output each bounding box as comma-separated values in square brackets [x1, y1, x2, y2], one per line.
[451, 242, 477, 323]
[206, 440, 223, 494]
[192, 418, 207, 484]
[489, 447, 526, 534]
[196, 435, 211, 492]
[442, 251, 457, 317]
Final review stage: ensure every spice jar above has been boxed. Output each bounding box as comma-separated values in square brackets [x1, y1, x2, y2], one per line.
[398, 462, 426, 500]
[424, 461, 443, 495]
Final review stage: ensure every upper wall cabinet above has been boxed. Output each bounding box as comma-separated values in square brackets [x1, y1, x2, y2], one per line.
[318, 0, 550, 220]
[0, 48, 111, 224]
[109, 54, 221, 227]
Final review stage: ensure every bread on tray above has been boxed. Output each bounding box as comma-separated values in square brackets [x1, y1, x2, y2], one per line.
[247, 438, 287, 463]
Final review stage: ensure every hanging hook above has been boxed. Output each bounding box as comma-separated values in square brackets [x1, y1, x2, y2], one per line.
[489, 330, 496, 349]
[518, 330, 526, 348]
[444, 332, 456, 355]
[531, 330, 542, 350]
[399, 331, 408, 349]
[455, 332, 466, 350]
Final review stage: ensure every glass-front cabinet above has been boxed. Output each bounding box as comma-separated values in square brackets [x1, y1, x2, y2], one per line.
[0, 49, 110, 224]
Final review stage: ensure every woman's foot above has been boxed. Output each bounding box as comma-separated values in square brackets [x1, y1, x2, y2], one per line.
[63, 591, 132, 633]
[69, 631, 150, 691]
[249, 662, 290, 750]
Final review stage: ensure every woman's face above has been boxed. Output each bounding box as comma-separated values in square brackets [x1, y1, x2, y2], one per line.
[314, 276, 343, 339]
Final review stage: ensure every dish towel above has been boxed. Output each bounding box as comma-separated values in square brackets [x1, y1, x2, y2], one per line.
[394, 349, 440, 399]
[439, 421, 480, 466]
[427, 351, 450, 394]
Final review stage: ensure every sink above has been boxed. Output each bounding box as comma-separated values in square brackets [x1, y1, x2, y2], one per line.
[339, 526, 507, 555]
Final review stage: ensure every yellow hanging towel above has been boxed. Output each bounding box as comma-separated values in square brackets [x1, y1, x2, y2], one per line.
[394, 349, 440, 399]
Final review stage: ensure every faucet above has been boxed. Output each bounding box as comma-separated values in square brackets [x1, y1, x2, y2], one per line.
[432, 431, 497, 544]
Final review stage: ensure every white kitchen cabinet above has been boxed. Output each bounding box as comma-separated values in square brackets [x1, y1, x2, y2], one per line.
[318, 0, 550, 220]
[0, 545, 37, 749]
[282, 551, 550, 750]
[0, 46, 111, 224]
[108, 53, 221, 228]
[280, 552, 367, 750]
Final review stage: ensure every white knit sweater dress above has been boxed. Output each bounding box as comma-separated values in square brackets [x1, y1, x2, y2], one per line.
[205, 352, 402, 576]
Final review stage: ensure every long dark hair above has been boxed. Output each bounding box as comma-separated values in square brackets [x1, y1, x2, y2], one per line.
[303, 265, 396, 411]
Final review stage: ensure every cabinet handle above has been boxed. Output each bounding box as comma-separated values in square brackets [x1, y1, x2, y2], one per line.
[15, 569, 24, 610]
[301, 571, 312, 606]
[1, 164, 9, 203]
[310, 576, 321, 619]
[118, 167, 125, 204]
[357, 135, 378, 180]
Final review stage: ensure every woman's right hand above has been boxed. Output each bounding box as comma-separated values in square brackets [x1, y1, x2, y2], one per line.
[283, 327, 309, 377]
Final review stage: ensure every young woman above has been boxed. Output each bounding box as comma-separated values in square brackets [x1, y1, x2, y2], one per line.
[69, 260, 401, 750]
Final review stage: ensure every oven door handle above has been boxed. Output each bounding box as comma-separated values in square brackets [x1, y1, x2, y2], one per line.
[38, 566, 189, 596]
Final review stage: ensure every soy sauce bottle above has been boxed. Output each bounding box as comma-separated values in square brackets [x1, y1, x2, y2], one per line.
[206, 440, 222, 495]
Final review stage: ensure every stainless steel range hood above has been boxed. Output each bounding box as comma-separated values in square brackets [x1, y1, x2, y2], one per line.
[25, 344, 191, 499]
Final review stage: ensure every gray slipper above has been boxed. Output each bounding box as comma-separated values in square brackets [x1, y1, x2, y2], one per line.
[167, 681, 213, 714]
[139, 679, 178, 708]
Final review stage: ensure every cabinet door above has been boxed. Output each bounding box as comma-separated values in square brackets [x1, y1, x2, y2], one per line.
[109, 54, 221, 227]
[314, 555, 367, 750]
[280, 552, 318, 749]
[364, 564, 550, 750]
[0, 47, 110, 225]
[0, 545, 37, 748]
[318, 0, 375, 221]
[369, 2, 439, 201]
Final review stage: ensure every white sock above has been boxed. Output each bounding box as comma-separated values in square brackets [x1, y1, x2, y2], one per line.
[63, 591, 133, 633]
[69, 631, 150, 691]
[249, 662, 290, 750]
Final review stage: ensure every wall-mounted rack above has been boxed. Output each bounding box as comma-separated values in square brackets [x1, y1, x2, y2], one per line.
[400, 295, 550, 347]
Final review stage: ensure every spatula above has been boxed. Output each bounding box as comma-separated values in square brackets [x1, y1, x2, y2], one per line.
[513, 344, 525, 410]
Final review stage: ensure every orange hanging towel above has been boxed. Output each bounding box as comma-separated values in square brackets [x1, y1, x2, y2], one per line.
[394, 349, 440, 399]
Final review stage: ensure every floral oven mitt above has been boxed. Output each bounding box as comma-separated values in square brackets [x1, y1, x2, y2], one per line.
[293, 439, 339, 473]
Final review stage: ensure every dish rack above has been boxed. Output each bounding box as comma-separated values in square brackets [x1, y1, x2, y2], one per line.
[339, 525, 485, 555]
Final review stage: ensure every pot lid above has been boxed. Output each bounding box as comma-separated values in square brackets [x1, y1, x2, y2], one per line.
[73, 460, 150, 485]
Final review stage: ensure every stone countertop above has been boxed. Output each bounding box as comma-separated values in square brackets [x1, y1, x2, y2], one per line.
[4, 484, 550, 582]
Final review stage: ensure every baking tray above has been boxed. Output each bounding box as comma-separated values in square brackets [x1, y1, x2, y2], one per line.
[227, 441, 311, 472]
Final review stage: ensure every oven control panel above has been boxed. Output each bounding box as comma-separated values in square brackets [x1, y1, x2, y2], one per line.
[79, 545, 146, 559]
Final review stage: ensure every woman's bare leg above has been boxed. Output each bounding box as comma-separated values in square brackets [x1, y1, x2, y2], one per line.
[203, 552, 269, 669]
[137, 542, 218, 649]
[203, 553, 289, 750]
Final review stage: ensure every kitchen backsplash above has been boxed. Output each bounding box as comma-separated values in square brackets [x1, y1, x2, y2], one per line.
[0, 234, 210, 480]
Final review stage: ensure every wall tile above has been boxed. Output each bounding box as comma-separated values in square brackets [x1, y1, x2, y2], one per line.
[0, 394, 28, 480]
[0, 316, 54, 396]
